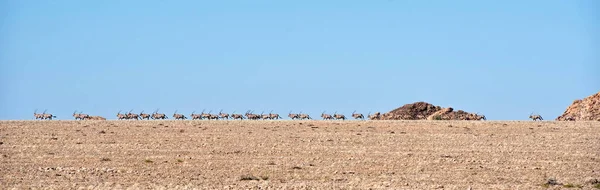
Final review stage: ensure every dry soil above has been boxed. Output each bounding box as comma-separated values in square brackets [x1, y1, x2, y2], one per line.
[1, 120, 599, 189]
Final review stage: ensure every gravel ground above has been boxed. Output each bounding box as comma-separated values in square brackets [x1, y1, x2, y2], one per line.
[1, 120, 599, 189]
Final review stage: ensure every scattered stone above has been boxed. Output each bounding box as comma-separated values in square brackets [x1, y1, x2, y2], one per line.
[585, 177, 599, 184]
[240, 175, 260, 181]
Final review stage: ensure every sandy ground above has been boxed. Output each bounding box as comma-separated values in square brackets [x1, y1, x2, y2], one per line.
[1, 120, 599, 189]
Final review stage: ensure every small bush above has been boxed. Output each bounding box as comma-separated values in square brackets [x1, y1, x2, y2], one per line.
[563, 184, 582, 188]
[144, 159, 153, 163]
[432, 115, 443, 120]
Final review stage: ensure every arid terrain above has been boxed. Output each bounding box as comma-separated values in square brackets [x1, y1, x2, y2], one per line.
[1, 120, 599, 189]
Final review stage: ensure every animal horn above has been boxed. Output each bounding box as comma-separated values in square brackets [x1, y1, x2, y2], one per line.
[352, 110, 356, 114]
[192, 111, 195, 114]
[43, 109, 47, 114]
[34, 109, 38, 114]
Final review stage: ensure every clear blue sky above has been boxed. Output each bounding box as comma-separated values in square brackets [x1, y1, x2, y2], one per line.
[1, 0, 598, 120]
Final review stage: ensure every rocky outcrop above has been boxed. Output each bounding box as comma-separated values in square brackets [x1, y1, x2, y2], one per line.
[380, 102, 484, 120]
[556, 91, 600, 121]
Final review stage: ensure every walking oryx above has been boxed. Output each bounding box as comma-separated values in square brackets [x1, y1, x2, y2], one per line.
[140, 111, 151, 120]
[116, 111, 128, 120]
[529, 113, 543, 121]
[34, 109, 44, 120]
[219, 110, 230, 120]
[173, 110, 187, 120]
[351, 111, 364, 120]
[231, 111, 245, 120]
[41, 110, 56, 120]
[298, 112, 312, 120]
[321, 111, 334, 120]
[190, 111, 202, 120]
[200, 110, 211, 120]
[205, 111, 219, 120]
[269, 111, 282, 120]
[260, 111, 271, 120]
[288, 111, 299, 120]
[126, 110, 140, 120]
[368, 112, 381, 120]
[151, 109, 168, 120]
[333, 112, 346, 120]
[73, 110, 89, 120]
[245, 110, 260, 120]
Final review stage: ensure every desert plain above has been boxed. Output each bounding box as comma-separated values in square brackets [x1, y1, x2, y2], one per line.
[1, 120, 599, 189]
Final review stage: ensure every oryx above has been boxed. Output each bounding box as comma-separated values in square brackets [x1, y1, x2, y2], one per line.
[368, 112, 381, 120]
[231, 111, 245, 120]
[333, 111, 346, 120]
[116, 110, 128, 120]
[34, 109, 44, 120]
[41, 110, 56, 120]
[321, 111, 334, 120]
[351, 111, 364, 120]
[218, 110, 230, 120]
[127, 109, 140, 120]
[151, 109, 168, 120]
[173, 110, 187, 120]
[529, 113, 543, 121]
[190, 111, 202, 120]
[298, 112, 311, 120]
[269, 111, 282, 120]
[140, 111, 151, 120]
[288, 111, 299, 120]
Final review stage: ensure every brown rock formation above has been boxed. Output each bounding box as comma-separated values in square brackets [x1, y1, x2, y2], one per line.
[381, 102, 484, 120]
[556, 91, 600, 121]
